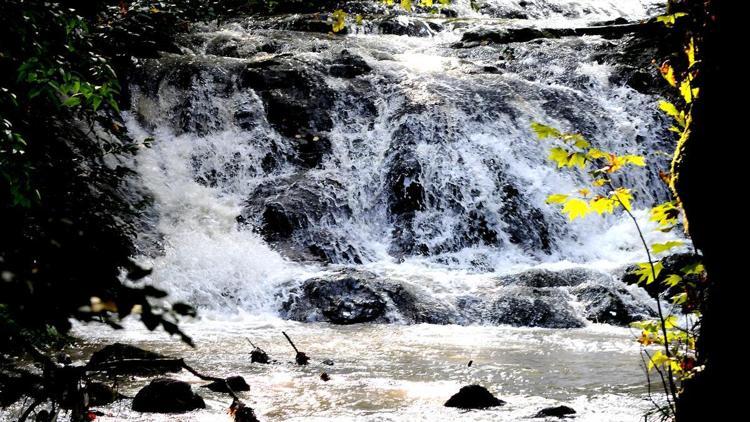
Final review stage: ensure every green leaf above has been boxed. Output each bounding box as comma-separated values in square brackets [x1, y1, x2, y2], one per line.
[663, 274, 683, 287]
[531, 122, 562, 140]
[62, 96, 81, 107]
[651, 240, 684, 254]
[680, 262, 705, 276]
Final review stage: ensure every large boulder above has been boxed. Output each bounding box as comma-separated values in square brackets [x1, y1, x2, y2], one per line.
[282, 269, 387, 324]
[239, 175, 357, 263]
[328, 50, 371, 79]
[488, 288, 585, 328]
[379, 16, 436, 37]
[571, 283, 656, 325]
[444, 385, 505, 409]
[88, 343, 179, 376]
[132, 378, 206, 413]
[281, 269, 457, 324]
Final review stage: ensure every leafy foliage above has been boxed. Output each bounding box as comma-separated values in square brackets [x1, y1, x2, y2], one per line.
[532, 25, 708, 415]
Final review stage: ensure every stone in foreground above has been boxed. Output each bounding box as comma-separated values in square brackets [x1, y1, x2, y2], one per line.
[444, 385, 505, 409]
[534, 405, 577, 418]
[132, 378, 206, 413]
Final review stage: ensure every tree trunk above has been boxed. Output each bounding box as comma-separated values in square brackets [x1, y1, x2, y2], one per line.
[673, 1, 736, 420]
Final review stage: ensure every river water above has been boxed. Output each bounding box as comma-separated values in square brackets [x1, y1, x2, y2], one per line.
[72, 0, 672, 420]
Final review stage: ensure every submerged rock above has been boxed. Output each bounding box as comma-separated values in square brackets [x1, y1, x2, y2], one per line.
[534, 405, 577, 418]
[88, 343, 179, 376]
[444, 385, 505, 409]
[85, 382, 124, 406]
[202, 376, 250, 393]
[132, 378, 206, 413]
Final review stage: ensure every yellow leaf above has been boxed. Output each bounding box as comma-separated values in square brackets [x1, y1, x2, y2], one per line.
[590, 197, 615, 215]
[568, 152, 587, 169]
[656, 12, 687, 27]
[650, 201, 680, 226]
[587, 148, 607, 159]
[592, 178, 608, 187]
[578, 188, 591, 197]
[563, 133, 589, 149]
[658, 101, 686, 127]
[651, 240, 684, 254]
[634, 261, 663, 284]
[420, 0, 434, 6]
[546, 194, 569, 204]
[562, 198, 590, 221]
[401, 0, 413, 11]
[611, 187, 633, 211]
[622, 155, 646, 167]
[332, 9, 347, 33]
[384, 0, 395, 5]
[685, 37, 696, 68]
[356, 14, 363, 25]
[549, 147, 569, 168]
[659, 62, 677, 87]
[679, 78, 695, 103]
[439, 0, 450, 4]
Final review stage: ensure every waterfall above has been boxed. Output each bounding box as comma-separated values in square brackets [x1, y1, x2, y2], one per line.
[124, 0, 674, 316]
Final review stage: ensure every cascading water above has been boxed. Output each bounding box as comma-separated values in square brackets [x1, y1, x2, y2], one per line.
[74, 1, 680, 420]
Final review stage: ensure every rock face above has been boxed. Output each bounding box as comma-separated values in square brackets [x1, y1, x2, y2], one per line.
[132, 378, 206, 413]
[534, 405, 577, 418]
[281, 269, 456, 324]
[444, 385, 505, 409]
[281, 267, 655, 328]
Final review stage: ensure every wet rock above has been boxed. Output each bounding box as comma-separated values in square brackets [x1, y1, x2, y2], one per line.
[251, 348, 270, 364]
[202, 376, 250, 393]
[240, 57, 334, 148]
[320, 372, 331, 381]
[281, 269, 457, 324]
[283, 269, 387, 324]
[322, 359, 335, 366]
[457, 27, 568, 47]
[444, 385, 505, 409]
[85, 382, 124, 406]
[229, 398, 260, 422]
[88, 343, 178, 376]
[497, 268, 608, 288]
[132, 378, 206, 413]
[240, 175, 355, 263]
[499, 183, 551, 253]
[489, 288, 585, 328]
[379, 17, 435, 37]
[534, 405, 577, 418]
[328, 50, 371, 78]
[571, 283, 655, 325]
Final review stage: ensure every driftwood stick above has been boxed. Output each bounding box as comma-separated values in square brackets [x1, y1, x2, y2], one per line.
[282, 331, 299, 353]
[245, 338, 257, 349]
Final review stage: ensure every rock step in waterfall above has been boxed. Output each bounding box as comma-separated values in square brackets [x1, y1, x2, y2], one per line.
[126, 0, 676, 326]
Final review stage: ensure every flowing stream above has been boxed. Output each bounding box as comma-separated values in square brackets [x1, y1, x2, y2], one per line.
[73, 0, 675, 420]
